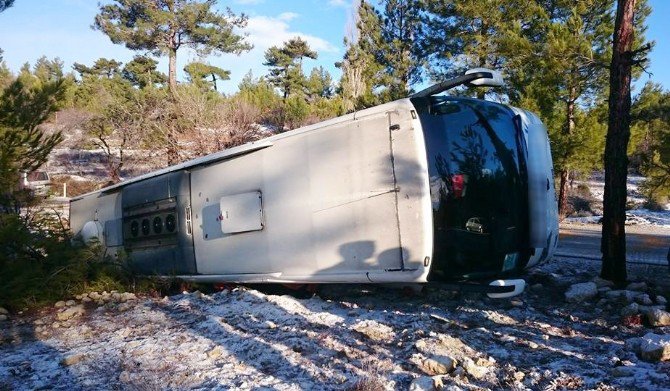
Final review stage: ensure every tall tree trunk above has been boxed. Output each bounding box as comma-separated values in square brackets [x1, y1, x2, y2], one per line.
[601, 0, 636, 283]
[166, 47, 179, 165]
[168, 48, 177, 94]
[558, 169, 569, 217]
[558, 97, 576, 217]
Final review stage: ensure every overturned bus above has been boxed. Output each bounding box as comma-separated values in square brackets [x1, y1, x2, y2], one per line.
[69, 69, 558, 297]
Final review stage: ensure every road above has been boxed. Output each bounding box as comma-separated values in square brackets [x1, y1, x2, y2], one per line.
[558, 224, 670, 266]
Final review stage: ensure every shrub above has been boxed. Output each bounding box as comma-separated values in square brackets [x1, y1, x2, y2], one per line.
[50, 175, 100, 198]
[574, 183, 591, 198]
[566, 194, 593, 216]
[283, 95, 310, 130]
[638, 177, 669, 211]
[0, 208, 136, 310]
[347, 376, 387, 391]
[642, 197, 667, 211]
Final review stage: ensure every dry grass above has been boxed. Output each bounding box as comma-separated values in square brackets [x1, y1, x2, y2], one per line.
[347, 375, 388, 391]
[545, 373, 585, 390]
[50, 175, 100, 197]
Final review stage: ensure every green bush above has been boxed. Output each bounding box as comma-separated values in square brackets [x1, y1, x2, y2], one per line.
[283, 95, 310, 130]
[0, 210, 136, 310]
[642, 195, 667, 211]
[574, 183, 592, 198]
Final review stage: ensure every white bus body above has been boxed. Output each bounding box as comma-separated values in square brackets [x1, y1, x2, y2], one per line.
[70, 95, 559, 288]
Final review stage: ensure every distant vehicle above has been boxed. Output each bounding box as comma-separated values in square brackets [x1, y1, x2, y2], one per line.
[465, 217, 484, 234]
[69, 69, 559, 297]
[20, 170, 51, 196]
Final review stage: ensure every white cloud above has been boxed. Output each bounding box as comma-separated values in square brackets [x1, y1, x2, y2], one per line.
[277, 12, 299, 22]
[198, 12, 341, 93]
[244, 14, 338, 53]
[328, 0, 350, 8]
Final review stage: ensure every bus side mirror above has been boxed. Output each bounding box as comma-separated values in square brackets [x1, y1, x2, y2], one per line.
[465, 68, 504, 87]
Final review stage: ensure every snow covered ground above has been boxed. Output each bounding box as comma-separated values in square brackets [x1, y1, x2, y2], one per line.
[565, 209, 670, 227]
[564, 174, 670, 228]
[1, 258, 669, 390]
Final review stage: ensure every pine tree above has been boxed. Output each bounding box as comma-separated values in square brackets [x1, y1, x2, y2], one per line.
[631, 83, 670, 203]
[420, 0, 545, 99]
[237, 71, 281, 115]
[122, 55, 167, 89]
[73, 59, 134, 113]
[32, 57, 65, 83]
[306, 66, 333, 100]
[0, 0, 12, 12]
[94, 0, 251, 93]
[337, 0, 386, 111]
[541, 1, 614, 216]
[378, 0, 423, 99]
[601, 0, 653, 283]
[0, 66, 66, 210]
[263, 37, 317, 99]
[338, 0, 423, 105]
[184, 62, 230, 92]
[73, 58, 123, 79]
[0, 60, 11, 91]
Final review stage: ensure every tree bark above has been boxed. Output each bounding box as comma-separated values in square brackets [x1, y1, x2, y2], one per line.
[558, 169, 570, 217]
[601, 0, 636, 283]
[165, 46, 180, 165]
[558, 97, 576, 217]
[168, 48, 178, 94]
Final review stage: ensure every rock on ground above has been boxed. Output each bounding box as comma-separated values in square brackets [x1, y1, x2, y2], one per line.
[56, 305, 85, 322]
[60, 353, 86, 366]
[409, 376, 443, 391]
[645, 309, 670, 327]
[605, 290, 638, 303]
[592, 277, 615, 289]
[630, 333, 670, 362]
[626, 282, 648, 291]
[462, 358, 490, 379]
[621, 303, 640, 317]
[351, 319, 394, 342]
[565, 282, 598, 303]
[411, 354, 456, 376]
[1, 255, 669, 390]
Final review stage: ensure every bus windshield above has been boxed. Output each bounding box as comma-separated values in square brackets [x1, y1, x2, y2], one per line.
[414, 97, 528, 280]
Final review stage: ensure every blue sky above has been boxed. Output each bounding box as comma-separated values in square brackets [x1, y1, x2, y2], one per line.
[0, 0, 668, 95]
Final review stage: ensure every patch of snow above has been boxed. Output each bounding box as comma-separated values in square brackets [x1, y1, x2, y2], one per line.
[568, 173, 670, 228]
[565, 209, 670, 228]
[1, 259, 670, 390]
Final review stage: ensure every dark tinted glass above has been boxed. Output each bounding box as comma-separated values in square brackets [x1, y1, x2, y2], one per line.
[417, 97, 527, 279]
